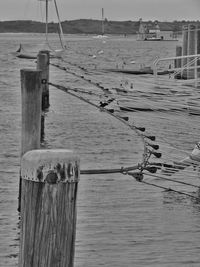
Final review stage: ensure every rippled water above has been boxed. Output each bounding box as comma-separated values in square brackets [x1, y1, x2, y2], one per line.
[1, 33, 200, 266]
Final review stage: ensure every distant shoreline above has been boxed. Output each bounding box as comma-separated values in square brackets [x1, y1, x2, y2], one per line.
[0, 19, 199, 34]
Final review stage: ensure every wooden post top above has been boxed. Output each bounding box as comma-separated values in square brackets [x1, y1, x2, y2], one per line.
[20, 69, 41, 73]
[21, 149, 80, 184]
[38, 50, 50, 55]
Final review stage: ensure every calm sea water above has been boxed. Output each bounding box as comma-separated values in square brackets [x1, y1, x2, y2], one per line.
[1, 33, 200, 267]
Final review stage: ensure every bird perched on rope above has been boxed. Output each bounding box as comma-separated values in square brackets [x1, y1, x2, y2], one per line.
[99, 98, 120, 112]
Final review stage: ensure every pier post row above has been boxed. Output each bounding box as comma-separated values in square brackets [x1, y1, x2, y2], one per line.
[179, 24, 200, 80]
[19, 149, 80, 267]
[173, 24, 200, 81]
[19, 68, 80, 266]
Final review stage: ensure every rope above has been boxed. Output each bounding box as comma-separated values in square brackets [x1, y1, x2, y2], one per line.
[127, 172, 200, 201]
[50, 61, 200, 142]
[142, 171, 200, 189]
[49, 82, 147, 141]
[48, 64, 200, 201]
[49, 61, 200, 196]
[49, 81, 164, 174]
[80, 161, 200, 188]
[50, 62, 111, 95]
[80, 165, 139, 175]
[141, 181, 199, 201]
[51, 61, 200, 119]
[149, 162, 200, 176]
[49, 81, 200, 173]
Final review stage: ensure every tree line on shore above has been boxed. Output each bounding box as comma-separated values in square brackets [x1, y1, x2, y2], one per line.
[0, 19, 199, 34]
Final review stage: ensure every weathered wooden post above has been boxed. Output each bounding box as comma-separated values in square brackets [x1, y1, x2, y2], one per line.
[37, 50, 50, 110]
[174, 45, 182, 79]
[37, 50, 50, 140]
[187, 24, 196, 79]
[182, 25, 188, 79]
[18, 69, 42, 211]
[21, 69, 42, 155]
[196, 26, 200, 82]
[19, 149, 80, 267]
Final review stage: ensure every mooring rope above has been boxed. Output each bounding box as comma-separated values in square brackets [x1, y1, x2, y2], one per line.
[50, 81, 200, 174]
[149, 162, 200, 177]
[49, 82, 147, 141]
[49, 62, 200, 200]
[49, 81, 165, 176]
[142, 171, 200, 189]
[140, 180, 199, 201]
[50, 61, 200, 159]
[80, 165, 139, 175]
[127, 172, 200, 201]
[51, 61, 200, 125]
[51, 61, 200, 117]
[50, 62, 111, 95]
[50, 61, 197, 159]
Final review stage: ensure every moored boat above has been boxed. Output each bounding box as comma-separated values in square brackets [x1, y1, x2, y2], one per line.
[16, 0, 66, 59]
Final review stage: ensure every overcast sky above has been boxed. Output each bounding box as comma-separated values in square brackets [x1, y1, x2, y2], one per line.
[0, 0, 199, 22]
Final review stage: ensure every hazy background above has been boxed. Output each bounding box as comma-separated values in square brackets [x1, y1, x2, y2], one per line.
[0, 0, 199, 22]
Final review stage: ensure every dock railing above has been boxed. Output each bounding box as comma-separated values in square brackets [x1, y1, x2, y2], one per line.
[153, 24, 200, 88]
[153, 54, 200, 88]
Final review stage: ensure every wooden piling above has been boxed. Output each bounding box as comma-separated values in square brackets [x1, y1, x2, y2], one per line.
[174, 45, 182, 79]
[187, 24, 196, 79]
[37, 51, 50, 140]
[197, 26, 200, 80]
[19, 69, 42, 211]
[21, 69, 42, 155]
[37, 50, 50, 110]
[19, 149, 80, 267]
[182, 25, 188, 79]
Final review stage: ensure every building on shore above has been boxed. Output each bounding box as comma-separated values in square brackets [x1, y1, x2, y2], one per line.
[137, 18, 178, 41]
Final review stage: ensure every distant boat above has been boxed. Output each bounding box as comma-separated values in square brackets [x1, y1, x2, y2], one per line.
[16, 0, 66, 59]
[93, 8, 108, 39]
[15, 44, 37, 59]
[144, 36, 163, 41]
[143, 36, 178, 41]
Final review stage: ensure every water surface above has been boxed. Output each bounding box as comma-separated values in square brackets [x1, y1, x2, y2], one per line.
[0, 33, 200, 267]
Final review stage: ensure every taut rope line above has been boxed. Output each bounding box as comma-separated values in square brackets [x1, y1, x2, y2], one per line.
[48, 62, 200, 201]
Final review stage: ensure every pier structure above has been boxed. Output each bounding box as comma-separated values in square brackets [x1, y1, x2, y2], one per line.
[18, 42, 200, 266]
[153, 24, 200, 86]
[18, 46, 162, 265]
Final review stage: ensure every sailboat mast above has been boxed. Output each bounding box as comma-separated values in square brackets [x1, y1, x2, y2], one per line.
[45, 0, 49, 44]
[54, 0, 65, 49]
[101, 8, 104, 36]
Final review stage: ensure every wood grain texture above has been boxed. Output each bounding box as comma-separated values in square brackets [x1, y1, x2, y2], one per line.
[187, 24, 196, 79]
[21, 69, 42, 156]
[182, 25, 188, 79]
[36, 50, 50, 110]
[19, 150, 80, 267]
[196, 26, 200, 79]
